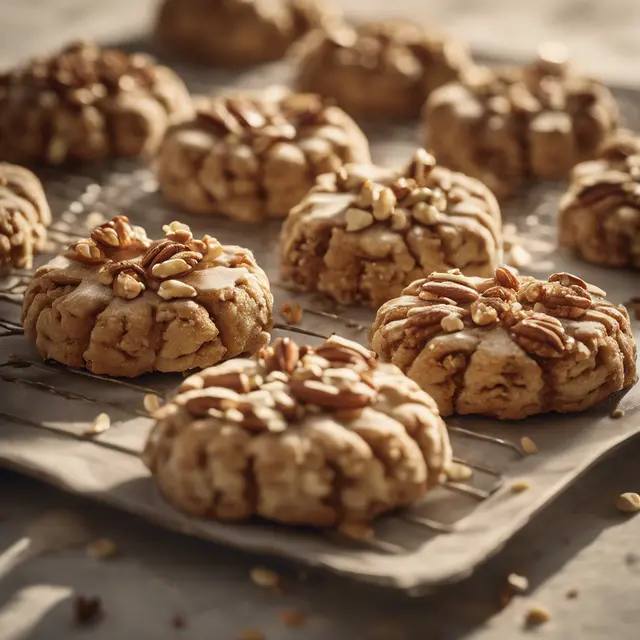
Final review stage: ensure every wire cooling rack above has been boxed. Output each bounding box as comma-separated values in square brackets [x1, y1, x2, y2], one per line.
[0, 56, 638, 591]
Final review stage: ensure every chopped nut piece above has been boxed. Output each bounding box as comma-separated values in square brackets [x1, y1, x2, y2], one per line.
[278, 609, 309, 628]
[86, 538, 118, 560]
[566, 588, 579, 599]
[281, 300, 303, 325]
[506, 573, 529, 594]
[250, 566, 280, 589]
[171, 613, 187, 629]
[446, 462, 473, 482]
[510, 480, 531, 494]
[615, 492, 640, 514]
[520, 436, 538, 454]
[525, 605, 551, 627]
[144, 394, 161, 414]
[610, 408, 625, 419]
[84, 413, 110, 436]
[73, 595, 102, 625]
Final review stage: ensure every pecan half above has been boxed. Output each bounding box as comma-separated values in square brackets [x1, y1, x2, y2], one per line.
[289, 379, 375, 410]
[65, 239, 107, 264]
[494, 266, 520, 290]
[420, 280, 480, 304]
[510, 314, 574, 358]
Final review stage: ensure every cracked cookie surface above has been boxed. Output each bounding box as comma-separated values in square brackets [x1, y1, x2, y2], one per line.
[156, 88, 370, 219]
[371, 268, 636, 419]
[280, 149, 502, 308]
[558, 130, 640, 268]
[423, 45, 618, 200]
[22, 217, 273, 377]
[143, 335, 452, 528]
[0, 163, 51, 273]
[155, 0, 338, 66]
[0, 40, 193, 165]
[295, 19, 472, 118]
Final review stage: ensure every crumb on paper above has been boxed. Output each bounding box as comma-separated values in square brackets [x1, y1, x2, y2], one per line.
[520, 436, 538, 455]
[236, 629, 265, 640]
[278, 609, 309, 628]
[525, 605, 551, 627]
[84, 413, 110, 436]
[171, 613, 187, 629]
[615, 492, 640, 514]
[143, 394, 161, 413]
[511, 480, 531, 494]
[507, 573, 529, 594]
[281, 300, 303, 325]
[250, 566, 279, 589]
[74, 595, 102, 625]
[610, 408, 625, 419]
[86, 538, 118, 560]
[566, 588, 579, 599]
[446, 461, 473, 482]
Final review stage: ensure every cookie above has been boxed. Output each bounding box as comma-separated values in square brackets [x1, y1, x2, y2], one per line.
[371, 269, 636, 419]
[558, 130, 640, 268]
[155, 0, 337, 67]
[295, 19, 472, 118]
[143, 335, 452, 528]
[280, 149, 502, 308]
[0, 163, 51, 273]
[156, 88, 370, 219]
[22, 217, 273, 377]
[423, 45, 618, 200]
[0, 40, 193, 165]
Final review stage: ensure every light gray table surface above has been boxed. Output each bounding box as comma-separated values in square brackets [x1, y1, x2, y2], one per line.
[0, 1, 639, 639]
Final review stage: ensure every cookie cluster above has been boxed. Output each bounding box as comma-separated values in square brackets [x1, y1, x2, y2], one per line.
[143, 335, 452, 527]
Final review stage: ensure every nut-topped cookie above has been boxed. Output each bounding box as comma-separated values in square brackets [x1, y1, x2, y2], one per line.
[155, 0, 337, 67]
[156, 88, 370, 219]
[371, 269, 636, 420]
[423, 45, 618, 200]
[143, 335, 452, 528]
[0, 40, 193, 165]
[281, 149, 502, 308]
[22, 217, 273, 377]
[296, 20, 472, 118]
[0, 163, 51, 273]
[559, 130, 640, 268]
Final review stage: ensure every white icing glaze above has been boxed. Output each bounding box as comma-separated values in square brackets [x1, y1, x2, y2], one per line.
[184, 266, 249, 293]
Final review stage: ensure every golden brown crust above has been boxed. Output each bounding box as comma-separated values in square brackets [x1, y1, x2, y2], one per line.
[0, 40, 193, 165]
[21, 217, 273, 377]
[156, 88, 370, 219]
[280, 149, 502, 308]
[423, 46, 618, 199]
[143, 335, 452, 527]
[558, 129, 640, 268]
[371, 268, 637, 419]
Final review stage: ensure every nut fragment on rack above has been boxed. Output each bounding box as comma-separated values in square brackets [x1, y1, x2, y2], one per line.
[510, 480, 531, 494]
[0, 40, 193, 164]
[250, 566, 280, 589]
[143, 336, 452, 528]
[143, 394, 161, 414]
[423, 46, 618, 200]
[506, 573, 529, 594]
[85, 413, 111, 436]
[281, 300, 303, 325]
[371, 268, 637, 419]
[0, 163, 51, 273]
[559, 130, 640, 268]
[74, 595, 103, 625]
[155, 0, 337, 67]
[156, 88, 370, 220]
[295, 19, 472, 118]
[22, 217, 273, 378]
[615, 492, 640, 514]
[520, 436, 539, 454]
[446, 462, 473, 482]
[281, 149, 502, 308]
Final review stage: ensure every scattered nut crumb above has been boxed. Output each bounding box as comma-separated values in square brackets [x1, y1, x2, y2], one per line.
[520, 436, 538, 455]
[338, 522, 374, 541]
[84, 413, 110, 436]
[236, 629, 265, 640]
[446, 461, 473, 482]
[615, 492, 640, 514]
[566, 588, 579, 599]
[143, 394, 161, 413]
[250, 566, 279, 589]
[281, 300, 303, 325]
[86, 538, 118, 560]
[506, 573, 529, 594]
[525, 605, 551, 627]
[73, 595, 102, 625]
[511, 480, 531, 494]
[610, 408, 625, 419]
[171, 613, 187, 629]
[278, 609, 308, 628]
